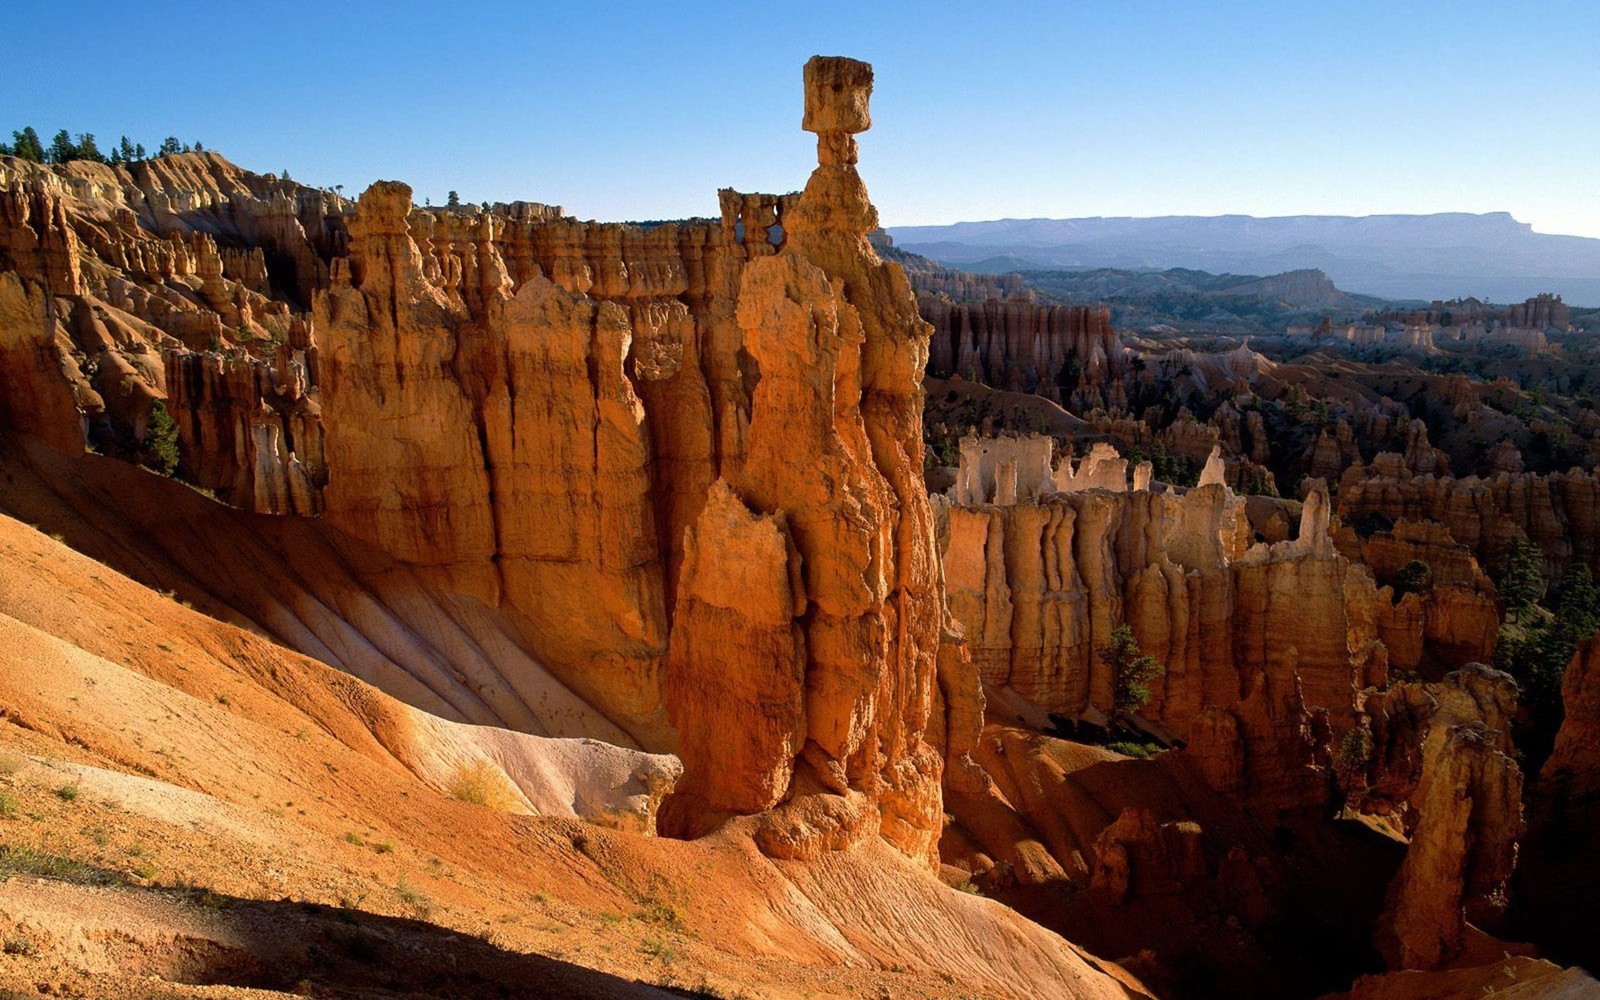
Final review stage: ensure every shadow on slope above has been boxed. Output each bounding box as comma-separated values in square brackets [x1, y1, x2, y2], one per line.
[0, 876, 708, 999]
[946, 727, 1405, 1000]
[0, 433, 634, 746]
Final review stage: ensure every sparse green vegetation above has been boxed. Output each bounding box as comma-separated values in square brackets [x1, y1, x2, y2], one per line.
[1099, 624, 1166, 719]
[0, 844, 126, 886]
[636, 895, 687, 931]
[641, 935, 679, 963]
[1498, 538, 1547, 622]
[1495, 560, 1600, 769]
[1392, 559, 1434, 600]
[1106, 740, 1162, 759]
[1127, 441, 1198, 488]
[53, 783, 80, 803]
[394, 876, 431, 918]
[0, 128, 205, 165]
[1334, 724, 1374, 794]
[1239, 467, 1279, 497]
[3, 127, 44, 162]
[141, 401, 181, 477]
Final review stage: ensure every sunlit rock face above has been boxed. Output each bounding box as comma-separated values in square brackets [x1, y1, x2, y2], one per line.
[940, 464, 1386, 738]
[0, 56, 969, 867]
[665, 56, 953, 865]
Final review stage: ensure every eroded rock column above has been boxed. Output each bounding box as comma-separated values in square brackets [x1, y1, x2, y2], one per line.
[666, 57, 954, 866]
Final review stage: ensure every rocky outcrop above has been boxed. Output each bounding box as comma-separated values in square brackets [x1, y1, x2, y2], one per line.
[1355, 666, 1524, 970]
[939, 722, 1372, 999]
[1334, 518, 1500, 674]
[314, 178, 675, 750]
[1539, 632, 1600, 803]
[162, 326, 323, 513]
[1381, 294, 1571, 333]
[922, 296, 1123, 406]
[0, 153, 340, 508]
[1183, 669, 1332, 818]
[944, 432, 1146, 506]
[1506, 293, 1571, 331]
[666, 56, 951, 865]
[949, 432, 1058, 504]
[939, 471, 1386, 745]
[1223, 268, 1348, 308]
[1337, 462, 1600, 579]
[1516, 632, 1600, 969]
[1089, 807, 1206, 904]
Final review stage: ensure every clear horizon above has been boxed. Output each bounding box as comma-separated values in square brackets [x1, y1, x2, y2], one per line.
[7, 1, 1598, 238]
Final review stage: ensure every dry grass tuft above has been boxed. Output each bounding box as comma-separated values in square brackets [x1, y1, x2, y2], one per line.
[446, 760, 522, 811]
[0, 750, 25, 776]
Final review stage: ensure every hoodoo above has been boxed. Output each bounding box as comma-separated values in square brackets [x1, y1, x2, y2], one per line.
[667, 56, 955, 863]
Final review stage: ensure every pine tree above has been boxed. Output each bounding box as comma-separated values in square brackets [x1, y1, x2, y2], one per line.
[75, 133, 106, 163]
[447, 190, 461, 208]
[47, 129, 76, 163]
[118, 135, 135, 163]
[12, 127, 44, 162]
[158, 136, 181, 156]
[1099, 624, 1166, 719]
[1554, 564, 1600, 644]
[140, 401, 181, 477]
[1499, 537, 1546, 622]
[1493, 561, 1600, 771]
[133, 142, 146, 161]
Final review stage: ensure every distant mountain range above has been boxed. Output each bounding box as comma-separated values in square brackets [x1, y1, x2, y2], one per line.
[886, 213, 1600, 306]
[1015, 266, 1388, 334]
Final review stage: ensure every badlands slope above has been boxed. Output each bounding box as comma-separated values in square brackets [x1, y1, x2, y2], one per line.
[0, 471, 1144, 999]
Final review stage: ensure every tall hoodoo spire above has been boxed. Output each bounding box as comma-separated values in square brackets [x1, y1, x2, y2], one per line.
[664, 56, 956, 866]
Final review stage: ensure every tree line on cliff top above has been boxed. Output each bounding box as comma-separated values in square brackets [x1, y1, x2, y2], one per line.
[1, 127, 205, 166]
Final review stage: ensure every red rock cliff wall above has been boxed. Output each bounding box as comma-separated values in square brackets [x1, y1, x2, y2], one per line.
[939, 480, 1389, 739]
[0, 59, 972, 867]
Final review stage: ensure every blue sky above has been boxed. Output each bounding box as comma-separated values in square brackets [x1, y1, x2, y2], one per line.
[7, 1, 1598, 236]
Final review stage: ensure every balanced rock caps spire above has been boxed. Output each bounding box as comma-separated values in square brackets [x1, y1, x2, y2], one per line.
[664, 56, 956, 866]
[787, 56, 879, 256]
